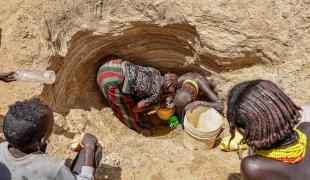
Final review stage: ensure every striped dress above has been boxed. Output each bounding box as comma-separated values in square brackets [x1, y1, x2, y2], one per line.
[97, 59, 138, 128]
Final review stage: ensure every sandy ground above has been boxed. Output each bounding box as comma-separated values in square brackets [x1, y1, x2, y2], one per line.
[0, 0, 309, 179]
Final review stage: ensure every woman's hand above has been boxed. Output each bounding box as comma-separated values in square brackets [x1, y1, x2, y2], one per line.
[184, 101, 201, 112]
[0, 72, 15, 82]
[133, 100, 148, 113]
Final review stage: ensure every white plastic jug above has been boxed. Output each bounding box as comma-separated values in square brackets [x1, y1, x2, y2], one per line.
[197, 108, 222, 132]
[13, 70, 56, 84]
[183, 106, 223, 150]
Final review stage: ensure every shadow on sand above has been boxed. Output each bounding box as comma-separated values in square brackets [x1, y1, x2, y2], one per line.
[227, 173, 241, 180]
[95, 164, 122, 180]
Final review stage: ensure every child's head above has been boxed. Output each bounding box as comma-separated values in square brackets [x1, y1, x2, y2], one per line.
[163, 73, 178, 95]
[227, 80, 300, 150]
[174, 86, 196, 110]
[3, 98, 54, 150]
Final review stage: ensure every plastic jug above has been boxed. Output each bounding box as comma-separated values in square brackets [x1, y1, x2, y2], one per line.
[13, 70, 56, 84]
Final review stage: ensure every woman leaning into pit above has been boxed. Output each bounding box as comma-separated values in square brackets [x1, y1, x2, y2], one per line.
[97, 58, 178, 136]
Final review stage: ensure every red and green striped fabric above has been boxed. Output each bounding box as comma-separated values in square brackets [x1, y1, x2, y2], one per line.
[97, 59, 138, 128]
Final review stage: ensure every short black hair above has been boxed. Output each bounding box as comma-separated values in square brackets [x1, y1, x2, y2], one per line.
[3, 98, 53, 149]
[163, 73, 178, 95]
[175, 86, 197, 109]
[227, 80, 300, 150]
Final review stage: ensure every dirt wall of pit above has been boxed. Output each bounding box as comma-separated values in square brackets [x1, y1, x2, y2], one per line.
[1, 0, 309, 113]
[0, 0, 309, 180]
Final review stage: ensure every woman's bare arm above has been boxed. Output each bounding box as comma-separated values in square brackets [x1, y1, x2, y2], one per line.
[196, 76, 221, 103]
[185, 101, 224, 112]
[132, 100, 156, 113]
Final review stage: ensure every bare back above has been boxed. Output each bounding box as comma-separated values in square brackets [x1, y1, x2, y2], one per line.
[241, 122, 310, 180]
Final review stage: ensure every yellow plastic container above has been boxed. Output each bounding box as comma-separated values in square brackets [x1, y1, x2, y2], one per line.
[155, 105, 176, 121]
[220, 131, 248, 151]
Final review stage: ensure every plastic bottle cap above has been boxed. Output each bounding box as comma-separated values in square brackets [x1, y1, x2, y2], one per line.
[169, 115, 178, 123]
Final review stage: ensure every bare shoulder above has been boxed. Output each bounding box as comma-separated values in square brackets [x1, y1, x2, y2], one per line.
[178, 72, 196, 82]
[297, 122, 310, 135]
[240, 156, 264, 180]
[241, 155, 293, 180]
[240, 156, 283, 180]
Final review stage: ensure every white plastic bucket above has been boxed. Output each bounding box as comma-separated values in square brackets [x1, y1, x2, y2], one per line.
[183, 106, 223, 150]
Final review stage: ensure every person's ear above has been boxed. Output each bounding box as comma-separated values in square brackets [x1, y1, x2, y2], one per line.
[40, 136, 46, 144]
[38, 136, 48, 153]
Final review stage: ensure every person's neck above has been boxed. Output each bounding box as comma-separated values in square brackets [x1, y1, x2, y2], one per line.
[270, 131, 298, 149]
[8, 145, 40, 158]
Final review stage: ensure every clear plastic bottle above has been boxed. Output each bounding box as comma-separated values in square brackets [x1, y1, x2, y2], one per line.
[13, 70, 56, 84]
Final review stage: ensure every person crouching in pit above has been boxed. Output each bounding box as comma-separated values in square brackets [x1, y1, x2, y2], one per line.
[173, 72, 224, 122]
[97, 58, 178, 136]
[227, 80, 310, 180]
[0, 98, 102, 180]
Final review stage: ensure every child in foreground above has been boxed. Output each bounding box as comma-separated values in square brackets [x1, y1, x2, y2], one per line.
[0, 98, 102, 180]
[227, 80, 310, 180]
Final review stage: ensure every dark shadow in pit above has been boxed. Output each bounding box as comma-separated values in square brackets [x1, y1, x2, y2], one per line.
[95, 164, 122, 180]
[139, 112, 172, 137]
[40, 22, 264, 116]
[153, 124, 172, 137]
[227, 173, 241, 180]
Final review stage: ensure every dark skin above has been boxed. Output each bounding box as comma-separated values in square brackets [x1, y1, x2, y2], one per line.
[240, 122, 310, 180]
[0, 72, 15, 83]
[132, 101, 154, 113]
[132, 100, 159, 136]
[8, 113, 98, 169]
[177, 72, 224, 115]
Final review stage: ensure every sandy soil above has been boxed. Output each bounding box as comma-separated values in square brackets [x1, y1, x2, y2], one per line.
[0, 0, 309, 179]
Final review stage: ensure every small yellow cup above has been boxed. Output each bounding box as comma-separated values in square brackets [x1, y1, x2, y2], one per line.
[155, 105, 176, 121]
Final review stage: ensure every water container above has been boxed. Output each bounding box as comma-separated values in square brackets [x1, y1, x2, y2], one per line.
[197, 108, 222, 132]
[155, 105, 176, 121]
[13, 70, 56, 84]
[183, 106, 222, 151]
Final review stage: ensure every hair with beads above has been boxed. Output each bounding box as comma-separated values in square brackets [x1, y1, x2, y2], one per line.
[227, 80, 301, 150]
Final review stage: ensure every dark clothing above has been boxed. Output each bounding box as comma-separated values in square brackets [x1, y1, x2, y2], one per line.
[124, 61, 163, 106]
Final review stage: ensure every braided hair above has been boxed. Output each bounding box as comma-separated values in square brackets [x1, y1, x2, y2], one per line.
[227, 80, 301, 150]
